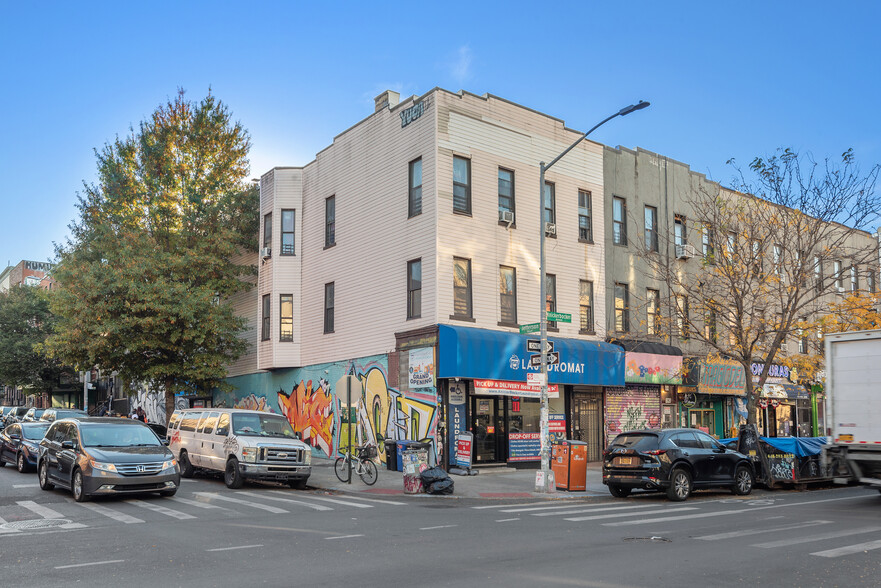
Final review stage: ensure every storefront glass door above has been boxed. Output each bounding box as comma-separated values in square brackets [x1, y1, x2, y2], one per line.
[471, 396, 506, 463]
[571, 393, 603, 461]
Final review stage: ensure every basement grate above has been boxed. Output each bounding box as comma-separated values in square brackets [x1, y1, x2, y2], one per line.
[1, 519, 72, 530]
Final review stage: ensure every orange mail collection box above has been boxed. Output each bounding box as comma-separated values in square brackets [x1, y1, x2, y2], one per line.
[551, 440, 588, 491]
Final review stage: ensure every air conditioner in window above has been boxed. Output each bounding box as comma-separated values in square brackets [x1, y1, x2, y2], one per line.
[499, 210, 515, 225]
[545, 222, 557, 236]
[261, 247, 272, 260]
[676, 244, 696, 259]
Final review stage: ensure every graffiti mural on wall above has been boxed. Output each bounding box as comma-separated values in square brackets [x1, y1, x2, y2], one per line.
[234, 393, 274, 413]
[603, 386, 661, 445]
[129, 386, 167, 424]
[277, 379, 336, 457]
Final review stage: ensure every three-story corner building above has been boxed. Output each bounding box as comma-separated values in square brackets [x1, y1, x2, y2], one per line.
[218, 88, 624, 467]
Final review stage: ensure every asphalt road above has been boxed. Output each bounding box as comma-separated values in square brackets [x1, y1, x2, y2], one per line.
[1, 465, 879, 587]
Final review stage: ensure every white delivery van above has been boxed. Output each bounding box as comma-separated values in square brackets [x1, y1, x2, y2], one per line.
[167, 408, 312, 489]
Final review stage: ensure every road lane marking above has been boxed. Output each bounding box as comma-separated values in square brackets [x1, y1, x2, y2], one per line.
[206, 544, 263, 552]
[168, 497, 229, 510]
[237, 491, 333, 511]
[696, 520, 832, 540]
[77, 503, 144, 524]
[325, 534, 364, 540]
[419, 525, 457, 530]
[604, 495, 869, 527]
[315, 495, 407, 506]
[54, 559, 125, 570]
[534, 504, 669, 517]
[16, 500, 87, 529]
[125, 499, 197, 520]
[472, 501, 556, 510]
[192, 492, 288, 514]
[754, 527, 881, 549]
[496, 518, 520, 522]
[267, 492, 372, 509]
[12, 484, 39, 489]
[566, 507, 697, 522]
[500, 503, 595, 513]
[811, 539, 881, 558]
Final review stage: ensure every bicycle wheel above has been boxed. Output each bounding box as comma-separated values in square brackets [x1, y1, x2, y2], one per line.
[359, 460, 378, 486]
[334, 456, 351, 482]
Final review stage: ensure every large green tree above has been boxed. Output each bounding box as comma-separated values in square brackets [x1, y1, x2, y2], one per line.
[0, 285, 74, 395]
[47, 90, 258, 423]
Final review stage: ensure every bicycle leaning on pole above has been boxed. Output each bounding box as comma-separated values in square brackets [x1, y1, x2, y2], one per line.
[334, 443, 379, 485]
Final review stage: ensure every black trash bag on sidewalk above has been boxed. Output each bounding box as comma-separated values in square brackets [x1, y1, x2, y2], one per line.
[427, 479, 454, 495]
[420, 466, 450, 486]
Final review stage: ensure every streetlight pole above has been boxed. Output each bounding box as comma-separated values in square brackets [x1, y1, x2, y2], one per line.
[537, 100, 650, 492]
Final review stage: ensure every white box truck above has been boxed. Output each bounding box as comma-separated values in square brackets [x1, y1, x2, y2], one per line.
[823, 329, 881, 491]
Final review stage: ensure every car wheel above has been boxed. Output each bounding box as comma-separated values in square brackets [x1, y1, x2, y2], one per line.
[159, 487, 178, 497]
[224, 457, 244, 489]
[288, 478, 308, 490]
[72, 469, 89, 502]
[179, 451, 194, 478]
[732, 466, 754, 496]
[666, 468, 692, 501]
[38, 460, 54, 490]
[608, 484, 631, 498]
[17, 452, 27, 473]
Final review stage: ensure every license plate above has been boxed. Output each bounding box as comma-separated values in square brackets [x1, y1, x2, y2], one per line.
[616, 456, 633, 465]
[839, 434, 854, 442]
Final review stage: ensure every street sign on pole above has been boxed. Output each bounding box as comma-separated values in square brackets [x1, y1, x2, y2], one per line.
[527, 339, 554, 353]
[519, 322, 540, 334]
[527, 373, 546, 387]
[547, 311, 572, 323]
[336, 375, 362, 485]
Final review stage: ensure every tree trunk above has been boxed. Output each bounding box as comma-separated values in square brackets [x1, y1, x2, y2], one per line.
[744, 369, 757, 426]
[164, 376, 175, 427]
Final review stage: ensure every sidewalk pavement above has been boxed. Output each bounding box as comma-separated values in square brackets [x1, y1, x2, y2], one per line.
[308, 457, 610, 500]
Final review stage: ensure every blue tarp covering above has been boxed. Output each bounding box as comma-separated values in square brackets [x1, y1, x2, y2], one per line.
[720, 436, 826, 457]
[437, 324, 624, 386]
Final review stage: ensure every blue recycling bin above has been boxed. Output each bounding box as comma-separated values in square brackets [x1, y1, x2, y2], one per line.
[395, 440, 418, 472]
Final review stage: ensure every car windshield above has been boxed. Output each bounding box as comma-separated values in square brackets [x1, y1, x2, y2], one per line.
[608, 433, 659, 451]
[22, 424, 51, 440]
[231, 414, 297, 438]
[80, 425, 162, 447]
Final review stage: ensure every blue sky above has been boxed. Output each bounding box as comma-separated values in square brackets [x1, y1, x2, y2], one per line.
[2, 1, 879, 266]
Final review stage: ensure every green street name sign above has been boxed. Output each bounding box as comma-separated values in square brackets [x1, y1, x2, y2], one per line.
[547, 312, 572, 323]
[519, 322, 540, 334]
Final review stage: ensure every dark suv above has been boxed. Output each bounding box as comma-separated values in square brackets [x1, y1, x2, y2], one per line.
[603, 428, 755, 501]
[38, 418, 180, 502]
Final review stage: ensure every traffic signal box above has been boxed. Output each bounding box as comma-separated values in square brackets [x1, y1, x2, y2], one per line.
[551, 440, 588, 491]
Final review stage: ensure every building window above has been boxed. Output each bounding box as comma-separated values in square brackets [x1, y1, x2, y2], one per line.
[453, 156, 471, 214]
[676, 295, 689, 341]
[868, 269, 877, 293]
[325, 196, 335, 247]
[705, 304, 717, 344]
[324, 282, 334, 333]
[407, 259, 422, 319]
[752, 240, 762, 277]
[453, 257, 472, 318]
[834, 260, 843, 291]
[499, 266, 517, 324]
[579, 280, 594, 333]
[726, 232, 736, 259]
[578, 190, 592, 242]
[614, 282, 629, 332]
[281, 210, 295, 255]
[773, 244, 783, 280]
[263, 213, 272, 249]
[279, 294, 293, 342]
[498, 168, 514, 222]
[261, 295, 270, 341]
[674, 214, 686, 247]
[546, 274, 557, 328]
[798, 318, 808, 354]
[409, 158, 422, 218]
[814, 256, 823, 293]
[543, 182, 556, 228]
[647, 288, 661, 336]
[613, 197, 627, 246]
[644, 205, 658, 252]
[702, 225, 714, 263]
[851, 265, 859, 292]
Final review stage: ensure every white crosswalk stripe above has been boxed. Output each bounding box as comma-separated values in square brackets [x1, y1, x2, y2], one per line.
[811, 539, 881, 558]
[236, 491, 333, 511]
[696, 520, 833, 541]
[754, 527, 881, 549]
[192, 492, 289, 514]
[17, 501, 87, 529]
[500, 503, 595, 514]
[125, 499, 197, 520]
[267, 490, 372, 509]
[168, 496, 229, 510]
[77, 502, 145, 524]
[566, 506, 697, 522]
[534, 504, 671, 517]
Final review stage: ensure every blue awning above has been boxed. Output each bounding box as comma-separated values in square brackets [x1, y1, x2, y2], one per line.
[437, 324, 624, 387]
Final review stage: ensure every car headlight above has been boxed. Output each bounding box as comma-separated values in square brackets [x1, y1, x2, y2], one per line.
[304, 451, 312, 465]
[242, 447, 257, 463]
[161, 459, 178, 471]
[90, 460, 118, 473]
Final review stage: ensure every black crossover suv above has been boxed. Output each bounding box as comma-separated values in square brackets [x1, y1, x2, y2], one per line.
[603, 428, 755, 501]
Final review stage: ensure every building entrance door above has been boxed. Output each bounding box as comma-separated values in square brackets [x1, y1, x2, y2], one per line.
[471, 396, 506, 463]
[571, 392, 603, 461]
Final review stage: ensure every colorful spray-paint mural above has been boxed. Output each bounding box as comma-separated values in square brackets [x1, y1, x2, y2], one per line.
[215, 354, 438, 464]
[603, 386, 661, 445]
